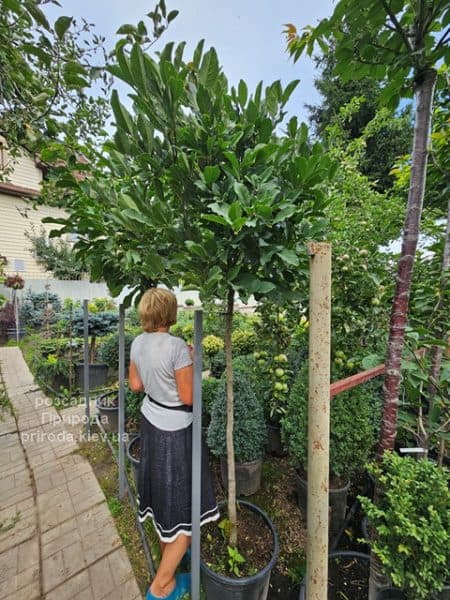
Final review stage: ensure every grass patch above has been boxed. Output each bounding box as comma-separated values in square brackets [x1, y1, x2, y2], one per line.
[0, 511, 20, 533]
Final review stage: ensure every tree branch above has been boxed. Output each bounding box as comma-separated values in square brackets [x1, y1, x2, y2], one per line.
[378, 0, 413, 52]
[435, 26, 450, 49]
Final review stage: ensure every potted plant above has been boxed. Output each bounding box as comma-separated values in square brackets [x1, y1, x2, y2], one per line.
[0, 302, 16, 344]
[281, 363, 380, 538]
[4, 273, 25, 342]
[359, 452, 450, 600]
[207, 371, 267, 496]
[70, 309, 118, 390]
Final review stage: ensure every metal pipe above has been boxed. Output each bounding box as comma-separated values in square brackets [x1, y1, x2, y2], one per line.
[191, 309, 203, 600]
[306, 242, 332, 600]
[83, 299, 90, 436]
[118, 304, 126, 499]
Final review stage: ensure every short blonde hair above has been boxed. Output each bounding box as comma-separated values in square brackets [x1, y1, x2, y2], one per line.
[138, 288, 178, 332]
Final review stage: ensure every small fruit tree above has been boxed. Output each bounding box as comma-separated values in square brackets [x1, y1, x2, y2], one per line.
[45, 34, 336, 547]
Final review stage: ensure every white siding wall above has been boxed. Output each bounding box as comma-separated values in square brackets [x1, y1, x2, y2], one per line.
[0, 194, 66, 280]
[1, 150, 42, 191]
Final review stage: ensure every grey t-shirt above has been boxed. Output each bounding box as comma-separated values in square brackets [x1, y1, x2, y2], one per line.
[130, 332, 193, 431]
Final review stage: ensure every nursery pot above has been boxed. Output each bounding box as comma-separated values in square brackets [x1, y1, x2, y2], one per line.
[220, 456, 262, 496]
[76, 363, 108, 391]
[200, 500, 279, 600]
[126, 435, 140, 488]
[294, 471, 350, 539]
[95, 390, 119, 433]
[298, 550, 370, 600]
[376, 589, 407, 600]
[6, 327, 25, 341]
[266, 421, 287, 457]
[435, 586, 450, 600]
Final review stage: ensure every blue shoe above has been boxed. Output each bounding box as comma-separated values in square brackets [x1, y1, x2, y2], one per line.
[146, 573, 191, 600]
[175, 573, 191, 597]
[180, 547, 191, 570]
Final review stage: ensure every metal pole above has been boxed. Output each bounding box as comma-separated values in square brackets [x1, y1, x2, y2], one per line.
[306, 242, 331, 600]
[118, 304, 126, 499]
[83, 299, 90, 436]
[191, 310, 203, 600]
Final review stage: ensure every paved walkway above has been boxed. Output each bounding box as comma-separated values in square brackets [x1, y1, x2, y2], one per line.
[0, 347, 142, 600]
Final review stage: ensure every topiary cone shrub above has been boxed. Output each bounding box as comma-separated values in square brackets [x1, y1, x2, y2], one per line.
[281, 362, 380, 484]
[207, 371, 267, 464]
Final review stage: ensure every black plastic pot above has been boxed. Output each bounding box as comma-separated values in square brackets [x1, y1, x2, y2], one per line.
[95, 390, 119, 433]
[220, 456, 262, 496]
[76, 363, 108, 392]
[126, 435, 140, 488]
[298, 551, 370, 599]
[361, 515, 369, 542]
[295, 471, 350, 539]
[266, 421, 287, 457]
[376, 588, 407, 600]
[6, 327, 25, 341]
[200, 500, 279, 600]
[435, 586, 450, 600]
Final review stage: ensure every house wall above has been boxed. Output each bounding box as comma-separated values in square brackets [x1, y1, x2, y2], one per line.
[0, 192, 67, 280]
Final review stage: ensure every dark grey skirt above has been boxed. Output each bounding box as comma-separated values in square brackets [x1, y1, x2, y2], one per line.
[137, 415, 220, 542]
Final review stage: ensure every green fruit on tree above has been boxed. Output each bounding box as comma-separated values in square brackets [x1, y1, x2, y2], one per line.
[371, 298, 381, 306]
[334, 357, 344, 366]
[275, 368, 285, 378]
[275, 354, 288, 363]
[274, 382, 284, 391]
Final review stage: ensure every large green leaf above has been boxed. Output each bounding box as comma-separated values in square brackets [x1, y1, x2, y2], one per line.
[54, 16, 72, 39]
[198, 48, 220, 88]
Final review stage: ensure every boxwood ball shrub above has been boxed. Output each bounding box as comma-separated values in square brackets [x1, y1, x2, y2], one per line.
[202, 334, 224, 358]
[231, 329, 257, 356]
[281, 363, 380, 483]
[359, 453, 450, 600]
[207, 371, 267, 463]
[98, 332, 134, 369]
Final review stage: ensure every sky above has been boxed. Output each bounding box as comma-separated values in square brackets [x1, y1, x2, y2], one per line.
[46, 0, 335, 124]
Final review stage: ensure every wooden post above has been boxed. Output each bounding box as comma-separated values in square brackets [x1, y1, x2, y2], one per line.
[306, 242, 331, 600]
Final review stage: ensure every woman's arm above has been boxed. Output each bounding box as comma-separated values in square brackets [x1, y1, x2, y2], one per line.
[175, 365, 193, 406]
[128, 360, 145, 392]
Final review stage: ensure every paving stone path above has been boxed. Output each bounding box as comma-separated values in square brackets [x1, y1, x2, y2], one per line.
[0, 347, 142, 600]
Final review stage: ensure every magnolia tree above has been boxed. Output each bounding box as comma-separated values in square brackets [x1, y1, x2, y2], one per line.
[48, 36, 337, 546]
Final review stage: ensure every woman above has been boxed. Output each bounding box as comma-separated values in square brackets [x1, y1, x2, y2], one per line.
[129, 288, 219, 600]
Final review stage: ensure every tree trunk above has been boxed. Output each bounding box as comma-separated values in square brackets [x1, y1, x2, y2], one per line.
[370, 69, 437, 600]
[376, 69, 437, 460]
[427, 198, 450, 400]
[224, 288, 237, 547]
